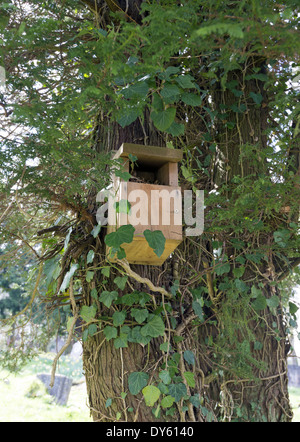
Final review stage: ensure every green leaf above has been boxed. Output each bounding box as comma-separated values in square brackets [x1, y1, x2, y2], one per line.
[122, 80, 149, 100]
[160, 342, 172, 352]
[249, 92, 263, 105]
[112, 311, 126, 326]
[181, 92, 202, 106]
[88, 323, 98, 337]
[192, 300, 204, 321]
[86, 271, 94, 283]
[141, 315, 165, 338]
[142, 385, 161, 407]
[175, 74, 197, 89]
[101, 267, 110, 278]
[183, 372, 196, 388]
[289, 302, 299, 316]
[189, 395, 201, 409]
[183, 350, 195, 366]
[193, 23, 244, 39]
[115, 169, 132, 182]
[143, 230, 166, 258]
[117, 107, 140, 128]
[161, 395, 175, 409]
[233, 266, 245, 278]
[252, 294, 267, 311]
[114, 333, 128, 349]
[159, 370, 172, 385]
[105, 225, 135, 249]
[87, 250, 95, 265]
[127, 326, 151, 346]
[131, 308, 149, 324]
[266, 295, 280, 309]
[160, 83, 181, 100]
[168, 383, 187, 402]
[99, 290, 118, 308]
[80, 305, 97, 323]
[273, 229, 291, 248]
[103, 326, 118, 341]
[166, 121, 185, 136]
[105, 398, 112, 408]
[215, 262, 231, 276]
[234, 278, 248, 293]
[151, 107, 176, 131]
[60, 263, 79, 293]
[128, 372, 149, 395]
[114, 276, 128, 290]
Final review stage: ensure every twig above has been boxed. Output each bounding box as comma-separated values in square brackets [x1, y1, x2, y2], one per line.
[116, 259, 173, 299]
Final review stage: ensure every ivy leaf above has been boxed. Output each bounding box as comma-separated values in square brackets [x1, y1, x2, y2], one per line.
[142, 385, 161, 407]
[103, 326, 118, 341]
[249, 92, 263, 105]
[289, 302, 299, 316]
[183, 372, 196, 388]
[131, 308, 149, 324]
[215, 262, 230, 276]
[86, 271, 94, 283]
[183, 350, 195, 366]
[114, 276, 128, 290]
[128, 372, 149, 395]
[252, 294, 267, 311]
[159, 370, 172, 385]
[168, 383, 187, 402]
[101, 267, 110, 278]
[80, 305, 97, 323]
[266, 295, 280, 309]
[87, 250, 95, 265]
[112, 311, 126, 326]
[192, 300, 204, 321]
[141, 315, 165, 338]
[105, 398, 112, 408]
[105, 225, 135, 249]
[99, 290, 118, 308]
[161, 395, 175, 409]
[114, 333, 128, 349]
[88, 323, 98, 337]
[189, 395, 201, 409]
[151, 107, 176, 131]
[115, 169, 132, 182]
[144, 230, 166, 258]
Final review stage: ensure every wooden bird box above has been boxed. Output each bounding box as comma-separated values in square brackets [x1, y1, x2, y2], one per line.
[106, 143, 183, 265]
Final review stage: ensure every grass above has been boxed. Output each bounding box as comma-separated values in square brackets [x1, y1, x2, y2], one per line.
[0, 352, 92, 422]
[289, 387, 300, 422]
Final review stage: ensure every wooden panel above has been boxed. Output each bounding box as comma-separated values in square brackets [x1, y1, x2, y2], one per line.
[113, 143, 183, 167]
[157, 162, 178, 186]
[118, 182, 182, 241]
[106, 237, 182, 266]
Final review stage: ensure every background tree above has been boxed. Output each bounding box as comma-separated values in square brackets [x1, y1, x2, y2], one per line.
[0, 0, 299, 422]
